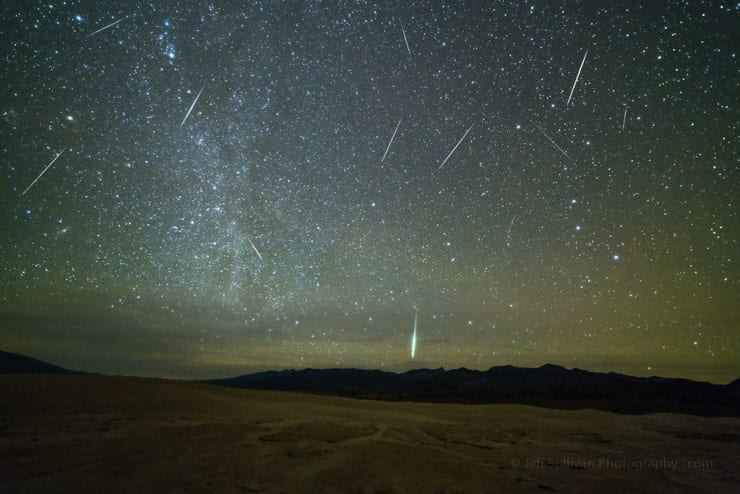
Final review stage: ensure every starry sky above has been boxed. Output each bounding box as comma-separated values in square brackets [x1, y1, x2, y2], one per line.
[1, 1, 737, 383]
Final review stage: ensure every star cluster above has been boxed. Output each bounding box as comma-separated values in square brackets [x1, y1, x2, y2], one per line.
[1, 1, 737, 381]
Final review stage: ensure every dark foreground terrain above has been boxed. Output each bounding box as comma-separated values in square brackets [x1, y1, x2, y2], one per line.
[1, 373, 738, 493]
[206, 365, 740, 417]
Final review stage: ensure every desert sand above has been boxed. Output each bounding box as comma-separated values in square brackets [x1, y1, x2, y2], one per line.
[1, 374, 738, 493]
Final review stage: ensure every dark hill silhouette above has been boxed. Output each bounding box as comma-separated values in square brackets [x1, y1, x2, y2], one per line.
[205, 364, 740, 417]
[0, 351, 78, 375]
[2, 350, 736, 417]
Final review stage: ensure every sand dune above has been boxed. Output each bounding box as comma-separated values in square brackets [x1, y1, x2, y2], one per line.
[1, 374, 738, 493]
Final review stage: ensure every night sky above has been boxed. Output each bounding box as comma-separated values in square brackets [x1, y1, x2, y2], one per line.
[1, 1, 737, 383]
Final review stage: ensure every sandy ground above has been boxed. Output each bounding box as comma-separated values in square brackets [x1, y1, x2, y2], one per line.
[1, 375, 738, 493]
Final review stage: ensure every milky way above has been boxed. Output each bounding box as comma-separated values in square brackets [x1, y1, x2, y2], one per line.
[1, 2, 737, 381]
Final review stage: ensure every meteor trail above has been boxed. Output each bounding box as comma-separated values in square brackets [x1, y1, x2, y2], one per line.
[507, 215, 517, 235]
[534, 124, 572, 161]
[566, 48, 588, 106]
[21, 150, 64, 196]
[381, 118, 401, 162]
[247, 236, 263, 260]
[411, 310, 418, 359]
[401, 25, 412, 58]
[505, 215, 516, 246]
[180, 86, 204, 127]
[87, 15, 129, 37]
[622, 107, 628, 131]
[437, 124, 474, 170]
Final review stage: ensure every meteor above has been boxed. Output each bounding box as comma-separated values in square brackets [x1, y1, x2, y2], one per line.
[411, 310, 418, 359]
[534, 124, 572, 161]
[247, 236, 263, 260]
[87, 15, 129, 37]
[566, 48, 588, 106]
[381, 118, 401, 162]
[401, 25, 412, 58]
[180, 86, 204, 127]
[622, 106, 628, 131]
[437, 124, 474, 170]
[21, 150, 64, 196]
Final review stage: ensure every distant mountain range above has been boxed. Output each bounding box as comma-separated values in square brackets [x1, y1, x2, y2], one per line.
[2, 350, 737, 417]
[0, 350, 80, 375]
[206, 364, 740, 417]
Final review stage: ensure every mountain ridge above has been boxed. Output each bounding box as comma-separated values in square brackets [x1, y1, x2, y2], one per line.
[2, 350, 737, 417]
[205, 364, 740, 417]
[0, 350, 80, 375]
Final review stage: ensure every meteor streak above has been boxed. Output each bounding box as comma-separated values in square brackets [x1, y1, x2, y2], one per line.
[505, 215, 516, 247]
[247, 236, 263, 260]
[534, 124, 572, 161]
[411, 310, 418, 359]
[566, 49, 588, 106]
[437, 124, 474, 170]
[21, 150, 64, 196]
[622, 106, 628, 131]
[180, 86, 204, 127]
[87, 15, 129, 37]
[381, 118, 402, 162]
[401, 25, 412, 58]
[507, 215, 517, 236]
